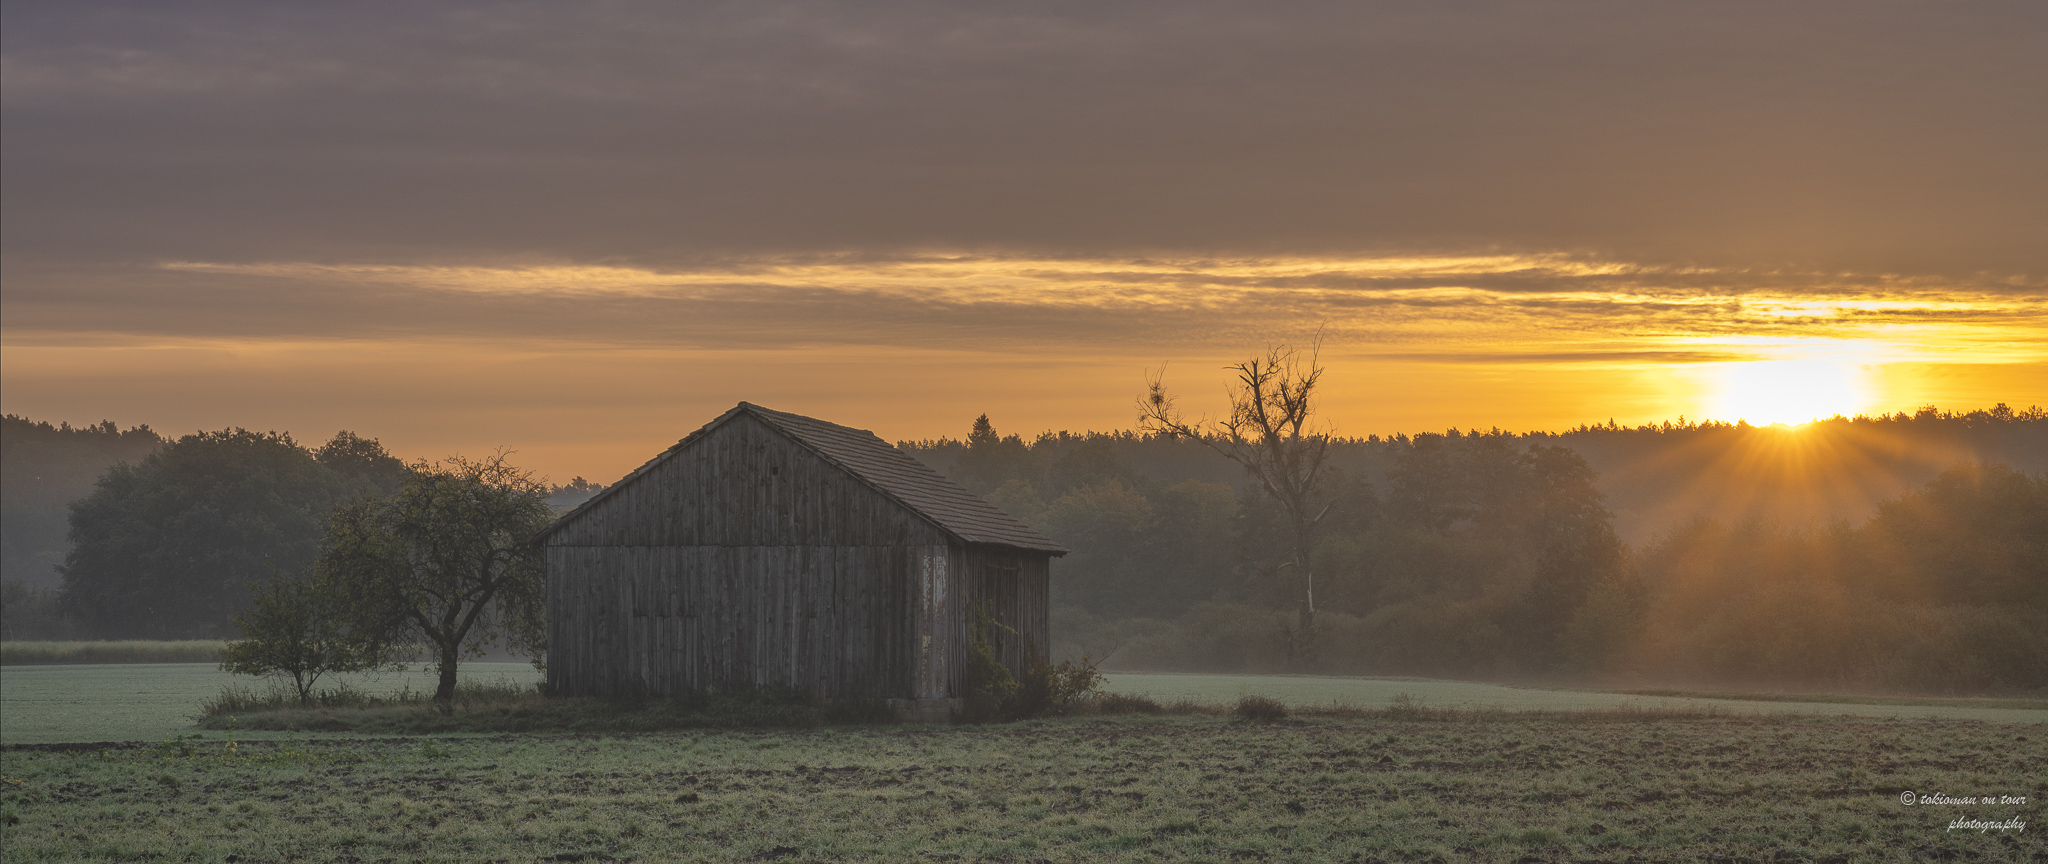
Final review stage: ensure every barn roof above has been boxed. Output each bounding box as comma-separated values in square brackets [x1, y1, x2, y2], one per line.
[538, 402, 1066, 554]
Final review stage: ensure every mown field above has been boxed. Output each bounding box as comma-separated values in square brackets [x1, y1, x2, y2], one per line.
[3, 713, 2042, 863]
[0, 663, 547, 746]
[8, 663, 2043, 747]
[3, 663, 2041, 861]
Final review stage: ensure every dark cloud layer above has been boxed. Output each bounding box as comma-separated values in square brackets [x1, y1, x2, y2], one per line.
[5, 0, 2044, 286]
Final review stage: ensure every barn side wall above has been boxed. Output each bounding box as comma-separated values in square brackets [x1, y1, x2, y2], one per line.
[955, 544, 1052, 690]
[547, 544, 938, 699]
[545, 414, 965, 700]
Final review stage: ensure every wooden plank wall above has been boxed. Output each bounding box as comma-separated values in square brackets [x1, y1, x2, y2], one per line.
[958, 544, 1052, 688]
[547, 413, 1027, 701]
[546, 544, 928, 699]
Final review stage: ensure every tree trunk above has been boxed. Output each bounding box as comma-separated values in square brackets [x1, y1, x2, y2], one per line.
[1293, 523, 1316, 664]
[434, 641, 460, 706]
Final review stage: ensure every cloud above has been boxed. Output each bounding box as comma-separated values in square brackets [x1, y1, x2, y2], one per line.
[4, 1, 2044, 275]
[0, 255, 2033, 377]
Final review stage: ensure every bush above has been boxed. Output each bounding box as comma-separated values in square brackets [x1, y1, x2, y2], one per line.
[960, 611, 1022, 723]
[221, 572, 388, 703]
[1010, 655, 1107, 719]
[1234, 695, 1288, 722]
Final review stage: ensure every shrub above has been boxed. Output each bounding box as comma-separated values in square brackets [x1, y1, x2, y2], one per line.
[960, 608, 1022, 723]
[221, 572, 388, 703]
[1010, 654, 1107, 719]
[1234, 695, 1288, 722]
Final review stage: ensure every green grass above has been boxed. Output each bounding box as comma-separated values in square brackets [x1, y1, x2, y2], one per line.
[0, 663, 543, 745]
[1100, 672, 2048, 723]
[1602, 687, 2048, 710]
[0, 641, 225, 665]
[2, 714, 2039, 862]
[7, 665, 2045, 746]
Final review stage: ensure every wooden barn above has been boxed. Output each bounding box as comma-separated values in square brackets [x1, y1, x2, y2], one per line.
[537, 402, 1065, 720]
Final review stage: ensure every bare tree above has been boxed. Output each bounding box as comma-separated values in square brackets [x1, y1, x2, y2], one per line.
[1139, 344, 1334, 645]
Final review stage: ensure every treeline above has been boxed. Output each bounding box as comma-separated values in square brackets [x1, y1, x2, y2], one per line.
[6, 406, 2042, 695]
[16, 429, 410, 640]
[904, 411, 2048, 696]
[907, 403, 2048, 544]
[0, 416, 165, 590]
[0, 421, 607, 641]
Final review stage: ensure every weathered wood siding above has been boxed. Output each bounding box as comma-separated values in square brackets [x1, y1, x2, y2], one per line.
[548, 544, 928, 698]
[545, 413, 1050, 701]
[546, 414, 952, 548]
[958, 544, 1051, 688]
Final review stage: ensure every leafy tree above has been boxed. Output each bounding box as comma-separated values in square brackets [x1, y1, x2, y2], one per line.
[316, 430, 413, 496]
[1044, 438, 1138, 498]
[59, 429, 374, 638]
[220, 572, 387, 703]
[1141, 344, 1334, 638]
[1863, 462, 2048, 610]
[1, 416, 164, 589]
[319, 453, 551, 704]
[1, 579, 78, 641]
[1043, 481, 1155, 617]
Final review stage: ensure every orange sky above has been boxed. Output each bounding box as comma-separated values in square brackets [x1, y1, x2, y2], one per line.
[3, 4, 2043, 484]
[4, 254, 2041, 483]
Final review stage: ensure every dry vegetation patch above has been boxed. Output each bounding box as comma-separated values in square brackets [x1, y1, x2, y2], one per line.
[0, 641, 225, 666]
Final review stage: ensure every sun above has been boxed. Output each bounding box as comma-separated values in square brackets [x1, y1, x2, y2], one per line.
[1705, 358, 1867, 426]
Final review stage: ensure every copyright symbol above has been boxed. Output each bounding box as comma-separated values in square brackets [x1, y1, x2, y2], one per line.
[1901, 791, 1916, 806]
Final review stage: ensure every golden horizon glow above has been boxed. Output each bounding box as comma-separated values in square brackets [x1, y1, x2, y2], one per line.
[5, 253, 2041, 483]
[1703, 358, 1867, 426]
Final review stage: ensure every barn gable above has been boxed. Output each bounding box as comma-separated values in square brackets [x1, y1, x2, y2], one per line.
[539, 403, 1063, 554]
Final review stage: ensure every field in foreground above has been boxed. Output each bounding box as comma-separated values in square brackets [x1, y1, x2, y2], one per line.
[3, 714, 2041, 863]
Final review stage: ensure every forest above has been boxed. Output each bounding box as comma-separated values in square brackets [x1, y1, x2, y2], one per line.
[901, 406, 2048, 695]
[0, 416, 605, 642]
[2, 405, 2043, 695]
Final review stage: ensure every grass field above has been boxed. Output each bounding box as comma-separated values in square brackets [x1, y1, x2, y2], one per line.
[3, 713, 2040, 862]
[0, 663, 544, 746]
[3, 666, 2041, 860]
[1099, 673, 2048, 724]
[4, 666, 2043, 746]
